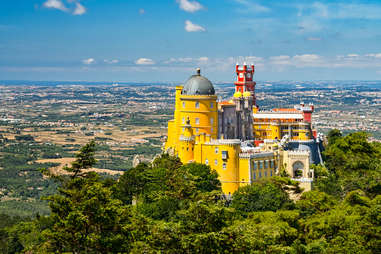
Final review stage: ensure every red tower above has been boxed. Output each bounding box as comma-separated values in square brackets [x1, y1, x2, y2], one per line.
[234, 63, 256, 105]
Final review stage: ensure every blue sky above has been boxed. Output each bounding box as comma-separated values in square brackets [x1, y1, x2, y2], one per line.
[1, 0, 381, 82]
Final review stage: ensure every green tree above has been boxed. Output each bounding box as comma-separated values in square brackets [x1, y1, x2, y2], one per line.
[327, 128, 342, 145]
[296, 190, 337, 217]
[180, 162, 221, 192]
[39, 141, 132, 253]
[321, 132, 381, 198]
[301, 192, 381, 253]
[231, 179, 294, 216]
[116, 162, 152, 204]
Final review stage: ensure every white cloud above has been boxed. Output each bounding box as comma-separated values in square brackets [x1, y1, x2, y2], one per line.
[43, 0, 86, 15]
[366, 53, 381, 58]
[104, 59, 119, 64]
[198, 57, 209, 62]
[234, 0, 270, 13]
[301, 2, 381, 20]
[269, 55, 291, 65]
[185, 20, 206, 32]
[82, 58, 95, 65]
[43, 0, 68, 11]
[164, 57, 194, 64]
[135, 58, 155, 65]
[73, 1, 86, 15]
[177, 0, 203, 13]
[293, 54, 320, 62]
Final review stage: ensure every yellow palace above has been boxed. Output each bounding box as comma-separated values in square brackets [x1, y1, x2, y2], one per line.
[164, 66, 321, 194]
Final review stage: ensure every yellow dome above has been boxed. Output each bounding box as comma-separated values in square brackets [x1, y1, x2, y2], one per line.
[233, 91, 242, 98]
[243, 91, 251, 97]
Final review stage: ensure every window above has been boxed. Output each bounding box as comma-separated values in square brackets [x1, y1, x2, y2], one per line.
[205, 159, 209, 165]
[270, 170, 273, 176]
[265, 160, 269, 169]
[214, 159, 218, 166]
[265, 171, 267, 177]
[259, 161, 263, 169]
[222, 151, 228, 159]
[211, 127, 213, 132]
[195, 118, 200, 124]
[222, 163, 227, 170]
[210, 117, 214, 124]
[195, 128, 199, 133]
[253, 161, 257, 170]
[270, 160, 274, 168]
[182, 117, 185, 124]
[210, 102, 214, 108]
[259, 172, 262, 178]
[253, 172, 256, 180]
[215, 147, 219, 154]
[182, 102, 185, 108]
[195, 101, 200, 109]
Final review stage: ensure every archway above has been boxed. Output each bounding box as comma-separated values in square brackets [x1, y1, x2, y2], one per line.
[292, 161, 304, 178]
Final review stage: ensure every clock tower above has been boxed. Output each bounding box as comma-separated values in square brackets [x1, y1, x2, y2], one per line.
[234, 63, 256, 106]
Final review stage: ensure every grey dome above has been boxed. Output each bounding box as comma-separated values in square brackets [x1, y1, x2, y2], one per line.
[181, 69, 215, 95]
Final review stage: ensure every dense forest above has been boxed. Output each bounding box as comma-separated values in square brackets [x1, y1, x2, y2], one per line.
[0, 130, 380, 253]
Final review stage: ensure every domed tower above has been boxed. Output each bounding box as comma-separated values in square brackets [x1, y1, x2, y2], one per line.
[165, 68, 218, 163]
[179, 68, 218, 139]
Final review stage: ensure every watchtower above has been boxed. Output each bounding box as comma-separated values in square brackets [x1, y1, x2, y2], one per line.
[234, 63, 256, 105]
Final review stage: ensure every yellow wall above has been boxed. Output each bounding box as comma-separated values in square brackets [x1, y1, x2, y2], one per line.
[193, 137, 241, 194]
[239, 155, 277, 186]
[179, 95, 218, 139]
[238, 158, 250, 188]
[253, 122, 312, 141]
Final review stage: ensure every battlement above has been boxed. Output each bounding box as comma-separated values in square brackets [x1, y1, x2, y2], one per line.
[288, 150, 310, 156]
[239, 152, 274, 159]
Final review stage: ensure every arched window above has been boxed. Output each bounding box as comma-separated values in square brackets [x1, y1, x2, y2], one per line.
[195, 101, 200, 109]
[292, 161, 304, 178]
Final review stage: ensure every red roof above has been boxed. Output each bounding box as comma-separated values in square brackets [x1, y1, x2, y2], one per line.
[272, 108, 301, 113]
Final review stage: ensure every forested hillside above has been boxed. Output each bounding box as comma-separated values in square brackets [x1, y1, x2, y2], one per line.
[0, 130, 380, 253]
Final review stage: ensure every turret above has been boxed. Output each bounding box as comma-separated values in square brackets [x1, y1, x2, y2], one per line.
[234, 63, 256, 105]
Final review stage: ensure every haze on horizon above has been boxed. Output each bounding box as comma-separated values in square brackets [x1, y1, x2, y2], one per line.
[1, 0, 381, 82]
